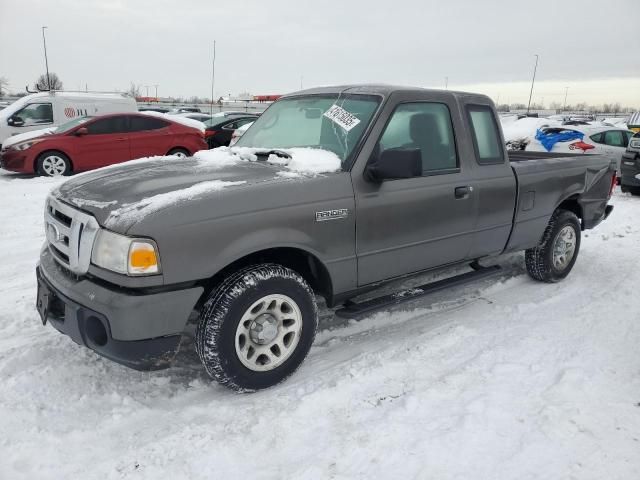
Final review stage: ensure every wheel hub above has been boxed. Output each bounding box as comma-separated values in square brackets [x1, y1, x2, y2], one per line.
[249, 313, 279, 344]
[552, 225, 576, 270]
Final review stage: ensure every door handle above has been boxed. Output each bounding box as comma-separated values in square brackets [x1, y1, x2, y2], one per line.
[115, 137, 127, 141]
[454, 186, 473, 199]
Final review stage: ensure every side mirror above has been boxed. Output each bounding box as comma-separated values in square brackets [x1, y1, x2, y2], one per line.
[75, 127, 89, 136]
[365, 148, 422, 182]
[8, 116, 24, 127]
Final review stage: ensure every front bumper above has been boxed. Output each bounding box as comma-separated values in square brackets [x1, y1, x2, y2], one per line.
[37, 245, 204, 370]
[0, 148, 32, 173]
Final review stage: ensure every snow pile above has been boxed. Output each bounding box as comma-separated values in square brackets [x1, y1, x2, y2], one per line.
[269, 147, 342, 175]
[501, 117, 561, 144]
[106, 179, 246, 226]
[1, 171, 640, 479]
[141, 110, 205, 132]
[1, 127, 57, 149]
[194, 146, 342, 175]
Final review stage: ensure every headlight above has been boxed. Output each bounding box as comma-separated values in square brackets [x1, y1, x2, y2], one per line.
[630, 139, 640, 149]
[91, 229, 161, 276]
[12, 139, 44, 151]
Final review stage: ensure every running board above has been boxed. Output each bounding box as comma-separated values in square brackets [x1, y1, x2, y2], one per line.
[334, 265, 501, 319]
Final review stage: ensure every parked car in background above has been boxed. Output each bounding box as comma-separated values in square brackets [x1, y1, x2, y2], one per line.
[169, 107, 201, 114]
[176, 112, 212, 122]
[138, 106, 170, 113]
[203, 115, 257, 148]
[526, 126, 634, 174]
[620, 132, 640, 195]
[229, 121, 253, 146]
[0, 113, 206, 176]
[0, 92, 137, 147]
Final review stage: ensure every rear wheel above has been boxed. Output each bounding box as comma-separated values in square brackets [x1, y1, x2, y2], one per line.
[36, 151, 72, 176]
[624, 186, 640, 196]
[167, 148, 189, 158]
[525, 209, 581, 283]
[195, 264, 318, 392]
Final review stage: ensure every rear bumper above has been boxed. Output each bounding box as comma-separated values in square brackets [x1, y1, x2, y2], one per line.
[37, 245, 204, 370]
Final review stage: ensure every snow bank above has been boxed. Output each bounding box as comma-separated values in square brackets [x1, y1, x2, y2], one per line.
[141, 110, 205, 132]
[2, 171, 640, 479]
[106, 180, 246, 226]
[1, 127, 57, 148]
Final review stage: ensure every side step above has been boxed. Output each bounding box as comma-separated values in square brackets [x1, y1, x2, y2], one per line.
[334, 265, 501, 319]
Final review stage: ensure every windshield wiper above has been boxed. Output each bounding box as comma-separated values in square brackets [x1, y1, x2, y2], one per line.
[254, 149, 292, 160]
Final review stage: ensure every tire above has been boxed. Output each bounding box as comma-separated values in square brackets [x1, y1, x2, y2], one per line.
[525, 209, 581, 283]
[167, 148, 190, 158]
[207, 138, 221, 149]
[628, 186, 640, 196]
[36, 151, 72, 176]
[195, 264, 318, 392]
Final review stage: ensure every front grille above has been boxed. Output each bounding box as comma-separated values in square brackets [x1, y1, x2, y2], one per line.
[45, 196, 100, 275]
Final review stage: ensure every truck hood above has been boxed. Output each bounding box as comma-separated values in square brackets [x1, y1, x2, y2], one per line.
[52, 148, 343, 233]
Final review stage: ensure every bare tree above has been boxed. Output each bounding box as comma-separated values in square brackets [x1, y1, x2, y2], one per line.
[0, 76, 8, 97]
[125, 82, 141, 98]
[34, 72, 63, 91]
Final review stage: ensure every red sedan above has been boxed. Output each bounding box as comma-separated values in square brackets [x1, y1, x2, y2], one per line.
[0, 113, 207, 176]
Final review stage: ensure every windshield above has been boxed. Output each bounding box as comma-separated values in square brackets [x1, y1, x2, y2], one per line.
[56, 116, 93, 134]
[235, 94, 380, 162]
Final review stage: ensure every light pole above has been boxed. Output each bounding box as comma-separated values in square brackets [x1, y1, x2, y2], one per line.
[526, 54, 539, 115]
[154, 84, 159, 100]
[41, 26, 51, 90]
[210, 41, 216, 114]
[563, 86, 569, 111]
[143, 85, 151, 98]
[445, 76, 448, 90]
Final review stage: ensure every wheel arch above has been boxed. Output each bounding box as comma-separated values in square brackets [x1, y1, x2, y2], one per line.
[196, 246, 334, 310]
[555, 194, 584, 229]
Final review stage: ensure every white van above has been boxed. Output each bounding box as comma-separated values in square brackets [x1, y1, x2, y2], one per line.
[0, 91, 137, 146]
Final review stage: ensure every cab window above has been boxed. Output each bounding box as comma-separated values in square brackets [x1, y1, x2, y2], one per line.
[12, 103, 53, 127]
[378, 102, 458, 174]
[86, 116, 128, 134]
[466, 105, 504, 164]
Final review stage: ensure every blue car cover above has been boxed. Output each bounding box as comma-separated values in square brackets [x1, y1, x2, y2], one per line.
[535, 129, 584, 152]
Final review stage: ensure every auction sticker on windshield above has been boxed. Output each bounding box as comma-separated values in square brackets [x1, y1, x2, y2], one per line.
[323, 104, 361, 131]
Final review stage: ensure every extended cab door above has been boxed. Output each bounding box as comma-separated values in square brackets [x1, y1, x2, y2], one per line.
[128, 115, 172, 158]
[351, 92, 479, 286]
[463, 103, 517, 259]
[75, 115, 131, 169]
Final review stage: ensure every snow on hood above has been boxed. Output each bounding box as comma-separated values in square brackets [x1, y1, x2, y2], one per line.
[2, 127, 57, 148]
[105, 180, 245, 228]
[140, 110, 205, 132]
[193, 146, 342, 175]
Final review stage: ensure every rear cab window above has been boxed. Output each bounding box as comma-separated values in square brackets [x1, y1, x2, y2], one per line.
[466, 105, 504, 164]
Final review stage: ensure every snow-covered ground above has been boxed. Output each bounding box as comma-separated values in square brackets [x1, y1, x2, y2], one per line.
[1, 170, 639, 480]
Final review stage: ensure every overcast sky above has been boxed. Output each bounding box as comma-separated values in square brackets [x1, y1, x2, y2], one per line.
[1, 0, 638, 107]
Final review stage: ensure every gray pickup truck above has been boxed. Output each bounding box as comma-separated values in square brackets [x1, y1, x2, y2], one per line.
[36, 85, 616, 391]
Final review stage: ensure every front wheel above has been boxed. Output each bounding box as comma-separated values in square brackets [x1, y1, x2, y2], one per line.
[195, 264, 318, 392]
[36, 151, 72, 176]
[167, 148, 189, 158]
[525, 209, 581, 283]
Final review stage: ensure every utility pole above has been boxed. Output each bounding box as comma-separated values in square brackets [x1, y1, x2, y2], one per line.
[563, 86, 569, 111]
[210, 41, 216, 114]
[41, 26, 51, 90]
[526, 54, 539, 115]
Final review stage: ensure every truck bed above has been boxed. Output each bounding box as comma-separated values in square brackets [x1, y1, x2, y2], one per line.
[508, 150, 587, 162]
[505, 152, 614, 252]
